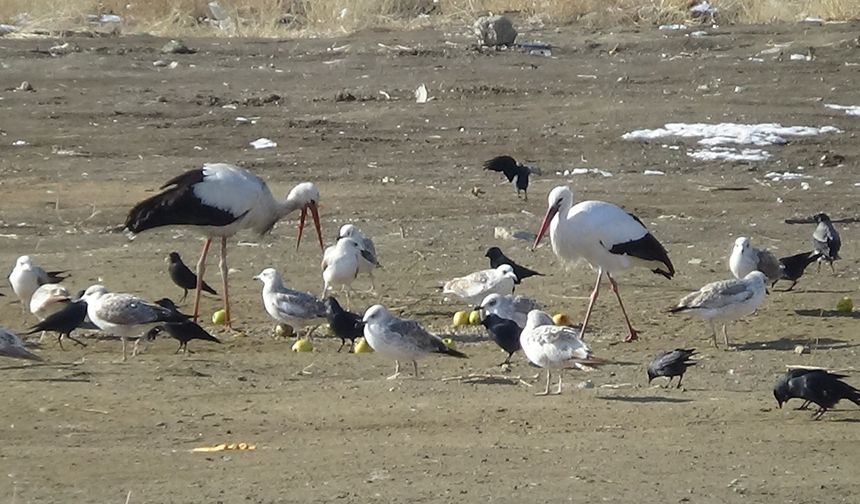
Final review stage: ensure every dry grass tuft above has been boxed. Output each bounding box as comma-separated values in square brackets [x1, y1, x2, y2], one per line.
[0, 0, 858, 37]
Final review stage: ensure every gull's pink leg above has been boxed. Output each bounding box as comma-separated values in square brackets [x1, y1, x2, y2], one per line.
[579, 270, 603, 341]
[219, 237, 232, 329]
[606, 273, 639, 342]
[192, 238, 212, 323]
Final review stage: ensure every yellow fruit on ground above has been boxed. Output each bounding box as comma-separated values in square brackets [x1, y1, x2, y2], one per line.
[836, 296, 854, 313]
[452, 311, 469, 326]
[291, 338, 314, 352]
[442, 337, 456, 348]
[553, 313, 572, 326]
[353, 337, 374, 353]
[468, 310, 481, 325]
[212, 309, 227, 325]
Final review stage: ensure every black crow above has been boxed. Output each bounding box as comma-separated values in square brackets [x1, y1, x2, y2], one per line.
[812, 213, 841, 273]
[774, 251, 821, 290]
[483, 155, 532, 201]
[21, 299, 89, 350]
[485, 246, 543, 284]
[167, 252, 217, 302]
[647, 348, 697, 388]
[147, 322, 221, 355]
[154, 298, 191, 319]
[774, 368, 860, 420]
[480, 313, 522, 365]
[323, 296, 364, 352]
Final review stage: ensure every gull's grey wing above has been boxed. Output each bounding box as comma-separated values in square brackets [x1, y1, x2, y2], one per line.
[755, 248, 781, 281]
[274, 290, 326, 320]
[388, 318, 446, 353]
[0, 328, 43, 361]
[360, 248, 379, 267]
[360, 236, 378, 264]
[97, 294, 176, 325]
[679, 279, 754, 310]
[511, 295, 544, 313]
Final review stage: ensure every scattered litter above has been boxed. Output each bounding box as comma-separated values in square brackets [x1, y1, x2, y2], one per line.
[577, 380, 594, 389]
[688, 147, 771, 162]
[659, 24, 688, 31]
[494, 226, 536, 242]
[559, 168, 613, 177]
[161, 40, 195, 55]
[378, 90, 391, 100]
[643, 169, 665, 176]
[415, 84, 433, 104]
[381, 176, 394, 184]
[473, 14, 517, 46]
[208, 1, 235, 31]
[221, 104, 237, 110]
[789, 53, 812, 61]
[249, 138, 276, 149]
[690, 31, 709, 37]
[16, 81, 34, 92]
[764, 171, 812, 181]
[794, 345, 807, 355]
[824, 180, 833, 186]
[802, 17, 824, 23]
[87, 14, 122, 24]
[12, 140, 28, 146]
[0, 24, 18, 36]
[520, 42, 552, 57]
[690, 1, 719, 17]
[825, 104, 860, 116]
[235, 116, 258, 125]
[191, 442, 256, 453]
[688, 258, 703, 265]
[153, 59, 168, 67]
[623, 123, 840, 146]
[801, 182, 810, 190]
[168, 61, 179, 69]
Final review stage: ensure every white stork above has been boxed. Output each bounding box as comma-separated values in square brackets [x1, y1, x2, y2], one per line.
[533, 185, 675, 342]
[125, 163, 323, 328]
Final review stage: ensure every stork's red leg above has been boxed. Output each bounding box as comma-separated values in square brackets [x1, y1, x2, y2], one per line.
[579, 270, 603, 341]
[218, 236, 232, 329]
[606, 273, 639, 342]
[192, 238, 212, 323]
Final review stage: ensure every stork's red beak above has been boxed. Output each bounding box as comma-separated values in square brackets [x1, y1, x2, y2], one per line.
[532, 203, 559, 251]
[296, 202, 324, 251]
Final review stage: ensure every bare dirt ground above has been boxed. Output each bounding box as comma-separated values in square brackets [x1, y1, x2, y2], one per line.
[0, 19, 858, 503]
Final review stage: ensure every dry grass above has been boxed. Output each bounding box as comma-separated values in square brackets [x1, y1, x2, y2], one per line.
[0, 0, 858, 36]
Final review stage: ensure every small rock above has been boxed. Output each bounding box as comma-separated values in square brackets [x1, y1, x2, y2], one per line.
[161, 39, 195, 54]
[17, 81, 34, 92]
[473, 15, 517, 47]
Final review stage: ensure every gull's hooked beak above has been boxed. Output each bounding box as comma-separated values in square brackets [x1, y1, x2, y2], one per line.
[296, 201, 324, 251]
[532, 202, 560, 251]
[252, 274, 260, 281]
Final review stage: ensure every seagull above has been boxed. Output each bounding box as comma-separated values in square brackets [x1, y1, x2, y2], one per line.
[774, 251, 821, 291]
[519, 310, 599, 396]
[647, 349, 697, 388]
[477, 293, 544, 329]
[729, 237, 781, 284]
[21, 299, 89, 350]
[321, 238, 363, 306]
[125, 163, 324, 329]
[533, 185, 675, 342]
[480, 313, 523, 366]
[254, 268, 326, 339]
[485, 246, 543, 284]
[669, 271, 767, 348]
[29, 283, 72, 321]
[0, 328, 43, 362]
[362, 304, 467, 379]
[338, 224, 381, 291]
[8, 255, 68, 311]
[167, 252, 217, 302]
[443, 265, 518, 306]
[812, 213, 841, 273]
[774, 368, 860, 420]
[146, 321, 221, 356]
[323, 296, 364, 352]
[80, 285, 186, 361]
[483, 155, 532, 201]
